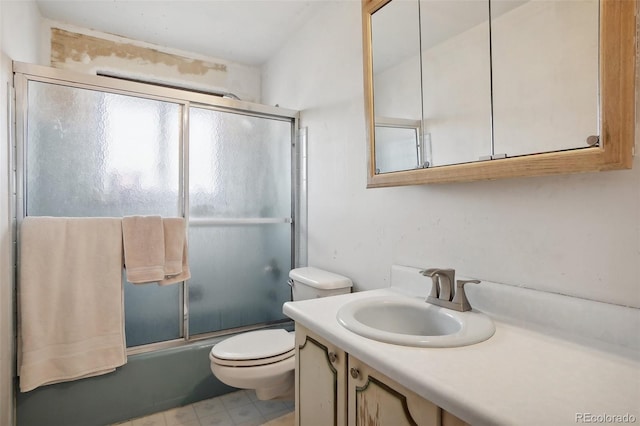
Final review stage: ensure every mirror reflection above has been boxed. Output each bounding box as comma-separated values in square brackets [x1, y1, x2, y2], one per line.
[491, 0, 599, 157]
[374, 119, 424, 173]
[371, 0, 422, 173]
[370, 0, 600, 174]
[419, 0, 492, 167]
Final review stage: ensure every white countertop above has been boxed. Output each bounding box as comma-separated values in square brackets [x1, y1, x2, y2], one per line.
[283, 287, 640, 426]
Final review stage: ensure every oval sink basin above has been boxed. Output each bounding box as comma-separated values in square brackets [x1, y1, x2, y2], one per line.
[336, 296, 495, 348]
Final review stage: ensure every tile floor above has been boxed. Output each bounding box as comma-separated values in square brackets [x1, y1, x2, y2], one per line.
[111, 390, 294, 426]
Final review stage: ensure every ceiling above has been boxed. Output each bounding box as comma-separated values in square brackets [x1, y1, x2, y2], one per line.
[35, 0, 326, 66]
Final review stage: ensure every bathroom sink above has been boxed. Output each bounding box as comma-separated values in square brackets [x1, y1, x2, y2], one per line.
[336, 296, 495, 347]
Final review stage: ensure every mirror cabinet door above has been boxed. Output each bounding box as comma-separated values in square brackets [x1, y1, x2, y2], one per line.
[371, 0, 423, 174]
[419, 0, 492, 167]
[491, 0, 600, 158]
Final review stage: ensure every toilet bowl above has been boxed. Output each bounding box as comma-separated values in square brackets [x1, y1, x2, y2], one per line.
[209, 329, 295, 400]
[209, 267, 352, 401]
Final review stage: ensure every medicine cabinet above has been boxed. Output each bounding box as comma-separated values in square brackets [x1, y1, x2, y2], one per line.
[363, 0, 635, 186]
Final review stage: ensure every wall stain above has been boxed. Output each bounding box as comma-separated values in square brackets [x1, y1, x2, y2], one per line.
[51, 28, 227, 75]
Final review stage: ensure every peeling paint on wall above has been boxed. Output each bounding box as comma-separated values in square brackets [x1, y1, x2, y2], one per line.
[47, 26, 261, 102]
[52, 28, 227, 76]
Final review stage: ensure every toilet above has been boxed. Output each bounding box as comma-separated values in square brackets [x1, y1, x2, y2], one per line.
[209, 267, 353, 400]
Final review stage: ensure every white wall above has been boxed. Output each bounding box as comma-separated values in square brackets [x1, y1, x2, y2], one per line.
[262, 0, 640, 309]
[1, 1, 44, 64]
[1, 2, 43, 424]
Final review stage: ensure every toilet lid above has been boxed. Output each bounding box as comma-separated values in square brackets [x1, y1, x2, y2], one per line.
[210, 329, 294, 363]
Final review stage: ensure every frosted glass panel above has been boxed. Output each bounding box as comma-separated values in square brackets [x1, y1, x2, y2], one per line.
[188, 224, 292, 335]
[25, 81, 182, 346]
[189, 107, 292, 218]
[26, 81, 181, 217]
[189, 107, 293, 335]
[124, 277, 182, 347]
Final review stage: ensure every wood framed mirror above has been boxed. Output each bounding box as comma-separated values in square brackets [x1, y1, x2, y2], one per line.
[362, 0, 636, 187]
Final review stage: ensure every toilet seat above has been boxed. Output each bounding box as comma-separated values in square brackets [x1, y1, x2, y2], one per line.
[210, 329, 294, 367]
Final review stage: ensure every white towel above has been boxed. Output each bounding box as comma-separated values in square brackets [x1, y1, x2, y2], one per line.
[122, 216, 165, 284]
[18, 217, 126, 392]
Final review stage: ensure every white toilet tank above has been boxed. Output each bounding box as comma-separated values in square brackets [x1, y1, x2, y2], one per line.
[288, 267, 352, 300]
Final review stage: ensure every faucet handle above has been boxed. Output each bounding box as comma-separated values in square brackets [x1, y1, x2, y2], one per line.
[452, 279, 480, 311]
[420, 268, 454, 277]
[419, 269, 441, 298]
[419, 268, 455, 300]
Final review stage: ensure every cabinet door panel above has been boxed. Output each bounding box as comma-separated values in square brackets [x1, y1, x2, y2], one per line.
[348, 357, 439, 426]
[296, 326, 347, 426]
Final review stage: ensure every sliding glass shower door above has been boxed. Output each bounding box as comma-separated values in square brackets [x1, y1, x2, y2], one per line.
[24, 80, 183, 347]
[188, 107, 293, 336]
[18, 65, 298, 350]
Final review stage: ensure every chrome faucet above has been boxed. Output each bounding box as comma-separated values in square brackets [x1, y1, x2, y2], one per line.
[419, 268, 480, 312]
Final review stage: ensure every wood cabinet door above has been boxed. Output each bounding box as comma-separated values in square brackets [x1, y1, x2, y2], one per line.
[347, 356, 440, 426]
[296, 325, 347, 426]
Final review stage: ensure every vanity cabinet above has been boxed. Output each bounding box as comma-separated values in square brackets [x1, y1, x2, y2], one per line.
[348, 356, 467, 426]
[295, 326, 468, 426]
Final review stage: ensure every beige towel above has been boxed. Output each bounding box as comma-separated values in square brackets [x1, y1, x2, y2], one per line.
[122, 216, 165, 284]
[18, 217, 126, 392]
[158, 238, 191, 286]
[159, 217, 190, 286]
[162, 217, 186, 277]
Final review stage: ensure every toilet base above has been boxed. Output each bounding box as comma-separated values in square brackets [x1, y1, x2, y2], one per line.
[254, 371, 294, 401]
[210, 354, 295, 401]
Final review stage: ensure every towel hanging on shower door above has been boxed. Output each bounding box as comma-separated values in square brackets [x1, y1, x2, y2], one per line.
[18, 216, 126, 392]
